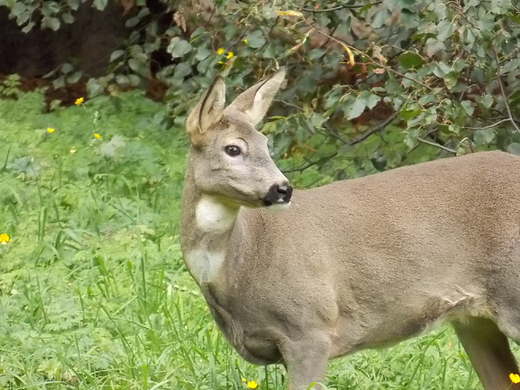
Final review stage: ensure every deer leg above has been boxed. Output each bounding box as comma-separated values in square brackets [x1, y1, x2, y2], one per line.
[281, 333, 331, 390]
[452, 317, 520, 390]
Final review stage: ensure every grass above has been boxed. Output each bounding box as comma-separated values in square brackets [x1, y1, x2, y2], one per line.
[0, 90, 511, 389]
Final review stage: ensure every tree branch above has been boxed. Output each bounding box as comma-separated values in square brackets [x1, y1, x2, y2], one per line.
[494, 49, 520, 133]
[417, 138, 457, 154]
[301, 2, 382, 13]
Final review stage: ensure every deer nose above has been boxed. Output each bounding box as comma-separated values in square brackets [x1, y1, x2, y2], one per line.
[276, 184, 293, 200]
[263, 182, 293, 206]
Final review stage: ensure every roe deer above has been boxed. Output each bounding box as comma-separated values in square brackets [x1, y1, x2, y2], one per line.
[179, 67, 520, 390]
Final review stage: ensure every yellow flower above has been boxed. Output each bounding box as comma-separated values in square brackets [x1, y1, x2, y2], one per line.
[241, 378, 246, 383]
[216, 47, 225, 55]
[226, 51, 234, 59]
[93, 133, 101, 139]
[0, 233, 10, 245]
[246, 381, 258, 389]
[74, 97, 84, 105]
[47, 127, 55, 133]
[510, 373, 520, 384]
[242, 39, 248, 44]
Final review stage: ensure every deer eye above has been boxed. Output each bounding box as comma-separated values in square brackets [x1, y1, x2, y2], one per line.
[224, 145, 242, 157]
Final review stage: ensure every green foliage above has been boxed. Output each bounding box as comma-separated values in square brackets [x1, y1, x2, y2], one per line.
[0, 74, 22, 99]
[4, 0, 520, 180]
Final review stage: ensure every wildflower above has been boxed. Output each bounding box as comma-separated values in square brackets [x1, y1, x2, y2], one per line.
[70, 148, 76, 154]
[243, 39, 248, 44]
[226, 51, 234, 59]
[247, 381, 258, 389]
[216, 47, 225, 55]
[47, 127, 55, 133]
[0, 233, 10, 245]
[241, 378, 246, 383]
[74, 97, 84, 105]
[511, 373, 520, 384]
[93, 133, 102, 139]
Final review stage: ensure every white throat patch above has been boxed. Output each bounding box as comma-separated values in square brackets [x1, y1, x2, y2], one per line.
[185, 248, 225, 284]
[195, 195, 237, 233]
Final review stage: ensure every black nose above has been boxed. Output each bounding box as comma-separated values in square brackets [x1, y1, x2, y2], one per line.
[263, 182, 293, 206]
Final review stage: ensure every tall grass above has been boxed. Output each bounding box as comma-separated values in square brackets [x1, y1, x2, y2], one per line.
[0, 91, 511, 389]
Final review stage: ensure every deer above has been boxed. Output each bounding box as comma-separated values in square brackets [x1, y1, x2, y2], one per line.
[179, 67, 520, 390]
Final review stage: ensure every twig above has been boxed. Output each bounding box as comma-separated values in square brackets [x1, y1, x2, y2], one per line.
[282, 153, 338, 173]
[457, 137, 475, 153]
[493, 49, 520, 133]
[417, 138, 457, 154]
[347, 111, 400, 146]
[301, 2, 382, 13]
[465, 118, 510, 130]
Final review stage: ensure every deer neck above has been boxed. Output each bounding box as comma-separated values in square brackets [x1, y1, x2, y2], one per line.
[180, 163, 241, 286]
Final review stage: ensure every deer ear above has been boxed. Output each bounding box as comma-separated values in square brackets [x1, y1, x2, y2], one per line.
[186, 76, 226, 145]
[227, 67, 285, 126]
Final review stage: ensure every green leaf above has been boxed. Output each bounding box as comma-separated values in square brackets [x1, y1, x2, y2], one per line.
[195, 47, 211, 61]
[128, 74, 141, 87]
[61, 63, 74, 74]
[474, 129, 495, 145]
[125, 17, 140, 28]
[400, 109, 422, 120]
[44, 17, 61, 31]
[93, 0, 108, 10]
[345, 99, 366, 120]
[68, 0, 80, 10]
[425, 38, 445, 57]
[507, 142, 520, 155]
[371, 8, 391, 28]
[433, 3, 447, 20]
[432, 62, 451, 78]
[86, 78, 104, 97]
[460, 100, 475, 116]
[116, 75, 130, 85]
[53, 76, 65, 89]
[21, 21, 35, 33]
[479, 94, 494, 109]
[436, 19, 454, 42]
[11, 2, 27, 16]
[67, 71, 83, 84]
[398, 52, 423, 69]
[245, 30, 266, 49]
[173, 62, 191, 79]
[128, 58, 146, 74]
[167, 37, 192, 58]
[62, 12, 74, 24]
[359, 91, 381, 110]
[110, 50, 125, 62]
[400, 8, 419, 28]
[16, 11, 30, 25]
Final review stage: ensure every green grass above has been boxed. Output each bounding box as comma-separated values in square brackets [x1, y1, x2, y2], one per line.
[0, 91, 506, 389]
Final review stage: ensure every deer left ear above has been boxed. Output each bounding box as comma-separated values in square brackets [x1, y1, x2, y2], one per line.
[227, 67, 286, 126]
[186, 77, 226, 146]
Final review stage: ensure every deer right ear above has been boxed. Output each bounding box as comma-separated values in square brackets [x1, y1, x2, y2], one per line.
[186, 77, 226, 146]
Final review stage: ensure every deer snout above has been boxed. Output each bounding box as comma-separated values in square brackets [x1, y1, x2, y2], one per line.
[263, 182, 293, 206]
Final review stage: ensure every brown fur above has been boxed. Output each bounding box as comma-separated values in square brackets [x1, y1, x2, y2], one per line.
[180, 69, 520, 390]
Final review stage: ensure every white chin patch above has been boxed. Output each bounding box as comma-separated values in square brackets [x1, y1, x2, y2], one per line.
[267, 201, 291, 212]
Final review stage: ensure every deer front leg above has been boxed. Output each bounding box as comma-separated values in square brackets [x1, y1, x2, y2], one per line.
[281, 333, 332, 390]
